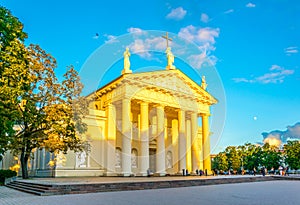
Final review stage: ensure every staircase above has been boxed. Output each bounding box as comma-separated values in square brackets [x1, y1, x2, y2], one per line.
[6, 176, 282, 196]
[6, 181, 61, 196]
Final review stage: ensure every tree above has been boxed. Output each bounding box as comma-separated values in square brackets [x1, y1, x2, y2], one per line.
[0, 7, 27, 47]
[13, 45, 88, 179]
[225, 146, 241, 172]
[243, 143, 261, 170]
[0, 6, 28, 159]
[260, 143, 282, 170]
[0, 7, 88, 178]
[212, 152, 228, 172]
[284, 140, 300, 170]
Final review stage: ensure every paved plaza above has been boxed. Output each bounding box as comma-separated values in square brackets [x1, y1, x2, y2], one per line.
[1, 179, 299, 205]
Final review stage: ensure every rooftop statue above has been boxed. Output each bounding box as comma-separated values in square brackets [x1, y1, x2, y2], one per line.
[166, 47, 175, 70]
[122, 47, 132, 74]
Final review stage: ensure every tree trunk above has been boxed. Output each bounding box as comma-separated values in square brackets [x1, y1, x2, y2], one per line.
[20, 151, 29, 179]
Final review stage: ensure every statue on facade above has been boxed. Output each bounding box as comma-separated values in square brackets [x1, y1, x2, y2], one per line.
[131, 149, 137, 168]
[201, 75, 208, 90]
[115, 149, 121, 168]
[76, 151, 87, 168]
[166, 47, 175, 70]
[122, 47, 132, 74]
[166, 151, 172, 169]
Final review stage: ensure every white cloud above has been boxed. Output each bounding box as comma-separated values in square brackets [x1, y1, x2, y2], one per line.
[178, 25, 219, 69]
[127, 27, 146, 35]
[187, 53, 207, 69]
[187, 53, 217, 69]
[284, 46, 298, 55]
[166, 7, 187, 20]
[129, 39, 152, 59]
[104, 34, 119, 44]
[224, 9, 234, 14]
[201, 13, 209, 23]
[270, 64, 284, 71]
[128, 36, 167, 59]
[246, 3, 256, 8]
[233, 65, 294, 84]
[232, 78, 254, 83]
[178, 25, 219, 51]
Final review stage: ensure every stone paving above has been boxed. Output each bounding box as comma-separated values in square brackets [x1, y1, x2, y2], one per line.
[1, 175, 299, 205]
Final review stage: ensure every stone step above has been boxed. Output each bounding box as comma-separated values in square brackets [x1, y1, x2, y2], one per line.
[13, 181, 54, 189]
[6, 184, 45, 196]
[6, 181, 61, 196]
[6, 176, 280, 196]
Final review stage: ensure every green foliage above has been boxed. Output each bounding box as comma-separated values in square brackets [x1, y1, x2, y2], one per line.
[260, 143, 282, 170]
[0, 6, 29, 158]
[213, 142, 284, 173]
[284, 140, 300, 170]
[243, 143, 261, 170]
[212, 152, 228, 171]
[225, 146, 241, 171]
[0, 169, 17, 184]
[0, 6, 27, 48]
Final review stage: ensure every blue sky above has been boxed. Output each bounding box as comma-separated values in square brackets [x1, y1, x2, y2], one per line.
[2, 0, 300, 153]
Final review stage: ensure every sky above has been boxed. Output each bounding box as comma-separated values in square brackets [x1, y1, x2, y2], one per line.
[2, 0, 300, 153]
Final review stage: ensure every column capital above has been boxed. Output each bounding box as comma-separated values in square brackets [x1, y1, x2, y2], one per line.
[137, 101, 150, 106]
[200, 113, 210, 117]
[152, 103, 164, 109]
[175, 108, 186, 113]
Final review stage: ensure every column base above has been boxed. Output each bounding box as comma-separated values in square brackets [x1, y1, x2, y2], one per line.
[154, 172, 167, 176]
[119, 172, 133, 177]
[103, 172, 118, 177]
[136, 172, 148, 177]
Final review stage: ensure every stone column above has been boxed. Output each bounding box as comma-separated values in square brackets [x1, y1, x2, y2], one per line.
[122, 98, 132, 176]
[202, 114, 211, 175]
[140, 102, 149, 176]
[106, 102, 116, 175]
[178, 110, 186, 172]
[186, 119, 191, 172]
[191, 112, 198, 172]
[156, 105, 166, 175]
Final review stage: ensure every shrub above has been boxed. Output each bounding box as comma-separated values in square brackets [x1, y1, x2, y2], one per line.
[0, 170, 17, 184]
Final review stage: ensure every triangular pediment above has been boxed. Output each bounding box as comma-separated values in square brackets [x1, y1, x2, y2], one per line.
[124, 69, 217, 105]
[89, 69, 217, 105]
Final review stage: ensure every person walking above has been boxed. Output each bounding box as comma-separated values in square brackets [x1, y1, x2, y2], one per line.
[279, 166, 283, 176]
[284, 166, 289, 176]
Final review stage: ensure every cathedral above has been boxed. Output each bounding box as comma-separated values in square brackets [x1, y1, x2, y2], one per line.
[1, 44, 217, 177]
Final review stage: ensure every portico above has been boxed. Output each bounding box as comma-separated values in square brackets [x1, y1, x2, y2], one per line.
[87, 47, 217, 176]
[101, 100, 213, 176]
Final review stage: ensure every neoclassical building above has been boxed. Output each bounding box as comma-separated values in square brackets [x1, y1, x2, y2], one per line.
[0, 46, 217, 177]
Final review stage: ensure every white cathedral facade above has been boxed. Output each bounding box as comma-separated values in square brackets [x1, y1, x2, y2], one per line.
[1, 46, 217, 177]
